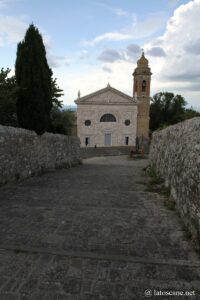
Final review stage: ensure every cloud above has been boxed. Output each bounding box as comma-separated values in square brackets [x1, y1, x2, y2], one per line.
[0, 0, 11, 9]
[102, 65, 112, 73]
[0, 11, 70, 70]
[184, 39, 200, 55]
[0, 15, 27, 46]
[53, 0, 200, 110]
[146, 47, 166, 57]
[59, 59, 134, 105]
[114, 8, 128, 16]
[91, 2, 128, 17]
[47, 54, 71, 68]
[126, 44, 141, 58]
[85, 32, 132, 46]
[0, 0, 22, 10]
[79, 50, 89, 60]
[84, 13, 167, 46]
[97, 49, 122, 62]
[142, 0, 200, 109]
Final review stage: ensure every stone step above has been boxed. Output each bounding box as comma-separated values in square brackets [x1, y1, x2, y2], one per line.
[80, 146, 133, 158]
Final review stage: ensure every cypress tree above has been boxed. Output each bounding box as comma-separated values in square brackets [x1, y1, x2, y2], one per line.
[15, 24, 52, 135]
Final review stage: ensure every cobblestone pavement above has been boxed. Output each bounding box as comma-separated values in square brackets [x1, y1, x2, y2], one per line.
[0, 156, 199, 300]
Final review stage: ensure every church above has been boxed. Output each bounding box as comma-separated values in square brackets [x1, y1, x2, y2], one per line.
[75, 52, 152, 148]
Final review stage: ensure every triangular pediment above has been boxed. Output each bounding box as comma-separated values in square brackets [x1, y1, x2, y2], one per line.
[75, 85, 136, 105]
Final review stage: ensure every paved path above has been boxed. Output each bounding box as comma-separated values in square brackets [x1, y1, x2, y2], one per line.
[0, 156, 199, 300]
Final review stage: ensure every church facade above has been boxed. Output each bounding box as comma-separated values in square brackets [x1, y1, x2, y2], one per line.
[75, 52, 152, 148]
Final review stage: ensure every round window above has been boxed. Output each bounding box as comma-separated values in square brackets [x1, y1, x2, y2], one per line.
[125, 120, 130, 126]
[85, 120, 91, 126]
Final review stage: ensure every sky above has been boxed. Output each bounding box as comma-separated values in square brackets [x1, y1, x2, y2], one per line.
[0, 0, 200, 110]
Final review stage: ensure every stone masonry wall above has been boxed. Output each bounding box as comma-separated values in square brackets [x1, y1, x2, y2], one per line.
[149, 117, 200, 241]
[0, 125, 80, 185]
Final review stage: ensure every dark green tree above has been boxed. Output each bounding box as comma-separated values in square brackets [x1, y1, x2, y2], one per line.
[51, 77, 64, 111]
[0, 68, 18, 126]
[50, 109, 76, 135]
[150, 92, 187, 131]
[15, 24, 52, 135]
[183, 107, 200, 120]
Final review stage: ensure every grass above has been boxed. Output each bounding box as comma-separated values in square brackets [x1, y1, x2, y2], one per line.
[146, 164, 164, 186]
[146, 164, 175, 210]
[164, 198, 176, 210]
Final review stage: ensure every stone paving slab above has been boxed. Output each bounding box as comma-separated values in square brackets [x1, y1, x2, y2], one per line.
[0, 156, 199, 299]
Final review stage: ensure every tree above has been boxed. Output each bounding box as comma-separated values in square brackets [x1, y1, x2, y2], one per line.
[51, 77, 64, 111]
[50, 109, 76, 135]
[15, 24, 52, 135]
[183, 107, 200, 120]
[150, 92, 187, 131]
[0, 68, 18, 127]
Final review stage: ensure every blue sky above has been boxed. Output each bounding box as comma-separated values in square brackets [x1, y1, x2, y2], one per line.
[0, 0, 199, 109]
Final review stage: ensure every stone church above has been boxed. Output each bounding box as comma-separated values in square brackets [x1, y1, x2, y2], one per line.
[75, 52, 152, 148]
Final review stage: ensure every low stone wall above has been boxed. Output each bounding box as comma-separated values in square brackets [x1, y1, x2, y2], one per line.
[149, 118, 200, 243]
[0, 125, 81, 185]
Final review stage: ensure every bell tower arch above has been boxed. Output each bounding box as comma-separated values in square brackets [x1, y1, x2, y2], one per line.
[133, 51, 152, 139]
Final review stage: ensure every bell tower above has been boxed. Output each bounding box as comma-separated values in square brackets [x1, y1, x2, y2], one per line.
[133, 51, 152, 139]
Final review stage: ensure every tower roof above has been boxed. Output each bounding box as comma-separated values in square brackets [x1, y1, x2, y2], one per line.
[137, 51, 149, 66]
[133, 51, 152, 76]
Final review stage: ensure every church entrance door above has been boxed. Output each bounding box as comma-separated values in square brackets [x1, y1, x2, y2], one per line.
[105, 133, 111, 146]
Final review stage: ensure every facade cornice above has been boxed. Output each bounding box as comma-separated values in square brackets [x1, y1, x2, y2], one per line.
[74, 85, 137, 105]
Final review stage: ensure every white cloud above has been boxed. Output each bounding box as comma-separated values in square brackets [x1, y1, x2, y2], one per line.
[114, 8, 128, 16]
[143, 0, 200, 108]
[79, 50, 89, 60]
[56, 60, 135, 106]
[84, 32, 132, 46]
[184, 38, 200, 55]
[84, 13, 167, 46]
[0, 14, 70, 71]
[91, 2, 128, 17]
[0, 15, 27, 46]
[59, 0, 200, 109]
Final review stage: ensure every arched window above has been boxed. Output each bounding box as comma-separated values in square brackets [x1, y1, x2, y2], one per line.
[100, 114, 116, 122]
[142, 80, 146, 92]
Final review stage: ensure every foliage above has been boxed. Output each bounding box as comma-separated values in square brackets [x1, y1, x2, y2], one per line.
[164, 198, 176, 210]
[15, 24, 52, 135]
[51, 77, 64, 110]
[150, 92, 187, 131]
[183, 107, 200, 120]
[146, 164, 162, 184]
[0, 68, 18, 127]
[50, 109, 76, 135]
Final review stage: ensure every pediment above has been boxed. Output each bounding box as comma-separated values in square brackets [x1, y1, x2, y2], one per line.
[75, 85, 136, 105]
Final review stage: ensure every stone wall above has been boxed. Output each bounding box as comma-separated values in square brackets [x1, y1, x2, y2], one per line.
[149, 117, 200, 242]
[0, 125, 81, 185]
